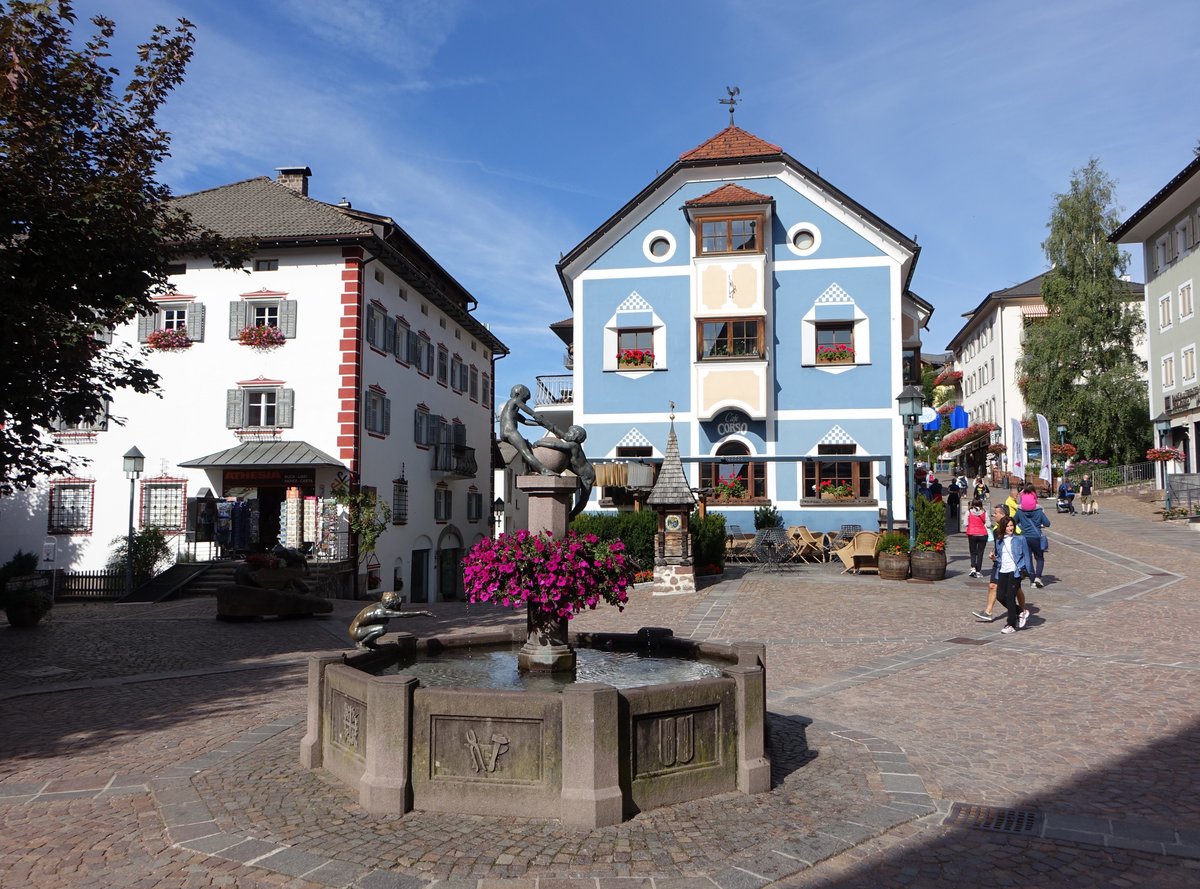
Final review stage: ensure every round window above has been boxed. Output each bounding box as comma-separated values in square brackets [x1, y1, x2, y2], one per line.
[792, 229, 815, 251]
[649, 237, 671, 258]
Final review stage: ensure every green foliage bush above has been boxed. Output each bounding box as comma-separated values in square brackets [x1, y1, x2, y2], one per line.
[875, 531, 910, 555]
[753, 504, 782, 530]
[690, 511, 726, 570]
[0, 549, 40, 608]
[913, 497, 946, 552]
[571, 511, 657, 569]
[571, 510, 728, 573]
[106, 527, 172, 578]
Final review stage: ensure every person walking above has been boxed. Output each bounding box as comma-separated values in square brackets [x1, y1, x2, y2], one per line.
[1058, 477, 1077, 515]
[965, 498, 989, 578]
[1016, 497, 1052, 588]
[946, 476, 963, 533]
[973, 476, 990, 507]
[972, 504, 1027, 623]
[991, 515, 1033, 634]
[1079, 473, 1097, 515]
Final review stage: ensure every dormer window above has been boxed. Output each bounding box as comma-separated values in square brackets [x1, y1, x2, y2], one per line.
[696, 214, 763, 255]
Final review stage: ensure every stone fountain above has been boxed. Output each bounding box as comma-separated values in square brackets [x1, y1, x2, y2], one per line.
[300, 400, 769, 827]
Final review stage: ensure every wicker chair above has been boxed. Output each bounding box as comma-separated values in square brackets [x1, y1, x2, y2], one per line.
[787, 526, 826, 563]
[834, 531, 880, 574]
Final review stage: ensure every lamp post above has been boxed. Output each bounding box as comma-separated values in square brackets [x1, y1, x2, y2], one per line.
[1153, 412, 1171, 507]
[897, 386, 925, 550]
[492, 496, 506, 536]
[123, 446, 144, 597]
[1056, 423, 1067, 446]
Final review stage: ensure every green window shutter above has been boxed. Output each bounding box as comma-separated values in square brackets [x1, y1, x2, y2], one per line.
[280, 300, 298, 338]
[278, 388, 295, 427]
[226, 389, 245, 428]
[229, 301, 248, 339]
[191, 303, 206, 342]
[364, 390, 377, 431]
[138, 313, 157, 343]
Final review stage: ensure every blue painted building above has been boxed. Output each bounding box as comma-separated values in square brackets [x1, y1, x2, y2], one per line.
[537, 125, 931, 531]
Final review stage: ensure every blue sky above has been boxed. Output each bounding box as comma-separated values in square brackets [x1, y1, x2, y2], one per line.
[76, 0, 1200, 402]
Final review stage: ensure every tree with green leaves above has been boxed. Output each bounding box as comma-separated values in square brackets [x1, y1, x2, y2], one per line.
[0, 2, 248, 494]
[1020, 159, 1150, 464]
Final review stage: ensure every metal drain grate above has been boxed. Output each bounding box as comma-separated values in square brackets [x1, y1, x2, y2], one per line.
[944, 637, 991, 646]
[946, 802, 1043, 834]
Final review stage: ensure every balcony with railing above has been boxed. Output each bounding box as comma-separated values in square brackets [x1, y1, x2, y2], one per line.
[433, 443, 477, 478]
[535, 375, 574, 408]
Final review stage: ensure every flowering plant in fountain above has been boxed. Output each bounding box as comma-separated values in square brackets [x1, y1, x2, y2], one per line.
[463, 529, 631, 619]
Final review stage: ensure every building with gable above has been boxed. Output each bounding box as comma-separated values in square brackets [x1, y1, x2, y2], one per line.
[0, 166, 507, 602]
[536, 125, 931, 530]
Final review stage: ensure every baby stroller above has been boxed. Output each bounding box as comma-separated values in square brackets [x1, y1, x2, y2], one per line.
[1056, 492, 1075, 514]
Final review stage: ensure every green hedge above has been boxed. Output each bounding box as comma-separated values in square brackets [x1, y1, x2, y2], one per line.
[570, 510, 727, 572]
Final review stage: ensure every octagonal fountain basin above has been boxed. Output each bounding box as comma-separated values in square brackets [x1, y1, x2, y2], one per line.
[301, 626, 769, 828]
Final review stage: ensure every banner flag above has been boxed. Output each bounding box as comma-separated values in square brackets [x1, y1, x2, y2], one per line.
[1037, 414, 1053, 487]
[1011, 417, 1025, 479]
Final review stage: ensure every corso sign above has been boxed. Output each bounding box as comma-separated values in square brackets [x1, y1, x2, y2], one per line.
[716, 410, 749, 436]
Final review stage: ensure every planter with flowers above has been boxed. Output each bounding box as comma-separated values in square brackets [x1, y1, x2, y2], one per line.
[617, 348, 654, 370]
[713, 478, 747, 501]
[875, 531, 910, 581]
[932, 369, 962, 387]
[909, 496, 947, 581]
[1147, 447, 1185, 463]
[238, 325, 287, 350]
[146, 326, 192, 351]
[816, 344, 855, 364]
[987, 443, 1007, 455]
[463, 529, 631, 672]
[939, 422, 998, 455]
[819, 480, 854, 501]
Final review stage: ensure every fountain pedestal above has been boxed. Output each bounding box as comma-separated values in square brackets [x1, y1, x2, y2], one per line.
[515, 473, 580, 674]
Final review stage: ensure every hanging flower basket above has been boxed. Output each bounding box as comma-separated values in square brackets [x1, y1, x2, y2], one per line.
[987, 443, 1007, 454]
[816, 344, 855, 363]
[146, 326, 192, 351]
[617, 348, 654, 369]
[932, 369, 962, 386]
[1147, 447, 1185, 462]
[1051, 443, 1078, 460]
[939, 422, 998, 454]
[238, 325, 287, 350]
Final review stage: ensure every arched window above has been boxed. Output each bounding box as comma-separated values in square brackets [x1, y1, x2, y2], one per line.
[705, 441, 766, 500]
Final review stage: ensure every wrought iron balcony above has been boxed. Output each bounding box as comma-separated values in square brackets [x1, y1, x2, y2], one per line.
[433, 443, 477, 478]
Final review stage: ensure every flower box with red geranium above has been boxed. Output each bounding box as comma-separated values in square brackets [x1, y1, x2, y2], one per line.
[815, 344, 854, 364]
[146, 326, 192, 351]
[238, 324, 287, 350]
[988, 443, 1007, 454]
[818, 479, 853, 499]
[1147, 447, 1185, 462]
[932, 369, 962, 386]
[617, 348, 654, 369]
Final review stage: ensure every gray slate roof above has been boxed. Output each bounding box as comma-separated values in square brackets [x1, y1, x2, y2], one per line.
[172, 178, 372, 240]
[179, 441, 345, 468]
[645, 420, 695, 507]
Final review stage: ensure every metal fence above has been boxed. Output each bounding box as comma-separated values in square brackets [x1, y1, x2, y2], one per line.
[1088, 462, 1157, 491]
[51, 569, 145, 600]
[1167, 473, 1200, 513]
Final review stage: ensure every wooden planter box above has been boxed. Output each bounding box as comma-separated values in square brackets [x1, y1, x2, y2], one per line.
[909, 550, 947, 581]
[877, 552, 910, 581]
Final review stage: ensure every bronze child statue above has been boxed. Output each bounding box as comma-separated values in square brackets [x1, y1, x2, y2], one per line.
[348, 590, 407, 650]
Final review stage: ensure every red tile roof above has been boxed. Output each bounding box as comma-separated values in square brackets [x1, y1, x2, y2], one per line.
[678, 126, 783, 162]
[685, 183, 773, 207]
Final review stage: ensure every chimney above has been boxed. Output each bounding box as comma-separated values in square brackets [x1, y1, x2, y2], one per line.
[275, 165, 312, 196]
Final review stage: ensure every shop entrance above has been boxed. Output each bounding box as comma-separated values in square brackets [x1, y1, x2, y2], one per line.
[221, 467, 316, 553]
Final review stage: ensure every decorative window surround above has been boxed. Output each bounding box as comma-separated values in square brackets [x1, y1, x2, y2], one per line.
[227, 377, 293, 430]
[642, 229, 677, 263]
[802, 283, 870, 373]
[48, 479, 95, 534]
[140, 477, 187, 531]
[604, 292, 666, 374]
[230, 289, 297, 339]
[364, 387, 391, 436]
[140, 296, 205, 344]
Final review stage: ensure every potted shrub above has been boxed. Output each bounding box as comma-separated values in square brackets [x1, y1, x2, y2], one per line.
[875, 531, 910, 580]
[1, 549, 52, 628]
[753, 504, 783, 530]
[910, 497, 947, 581]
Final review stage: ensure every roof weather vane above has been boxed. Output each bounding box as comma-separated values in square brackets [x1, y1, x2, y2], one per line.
[719, 86, 740, 126]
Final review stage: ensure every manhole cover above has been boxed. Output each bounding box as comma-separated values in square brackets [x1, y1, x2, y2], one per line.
[944, 637, 990, 646]
[946, 802, 1043, 834]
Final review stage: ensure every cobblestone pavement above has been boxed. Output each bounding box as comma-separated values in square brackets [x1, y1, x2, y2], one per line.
[3, 494, 1200, 887]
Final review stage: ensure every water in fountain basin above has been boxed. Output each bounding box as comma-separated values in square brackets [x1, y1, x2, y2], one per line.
[375, 645, 724, 692]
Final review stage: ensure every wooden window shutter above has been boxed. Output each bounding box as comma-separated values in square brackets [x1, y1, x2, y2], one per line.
[414, 409, 425, 443]
[280, 300, 298, 338]
[382, 397, 391, 435]
[191, 303, 206, 342]
[229, 301, 250, 338]
[277, 389, 295, 427]
[384, 316, 397, 354]
[364, 390, 377, 431]
[226, 389, 245, 428]
[137, 313, 157, 343]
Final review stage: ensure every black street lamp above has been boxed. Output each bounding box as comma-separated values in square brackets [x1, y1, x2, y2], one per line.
[1056, 423, 1067, 446]
[122, 446, 145, 596]
[896, 386, 924, 550]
